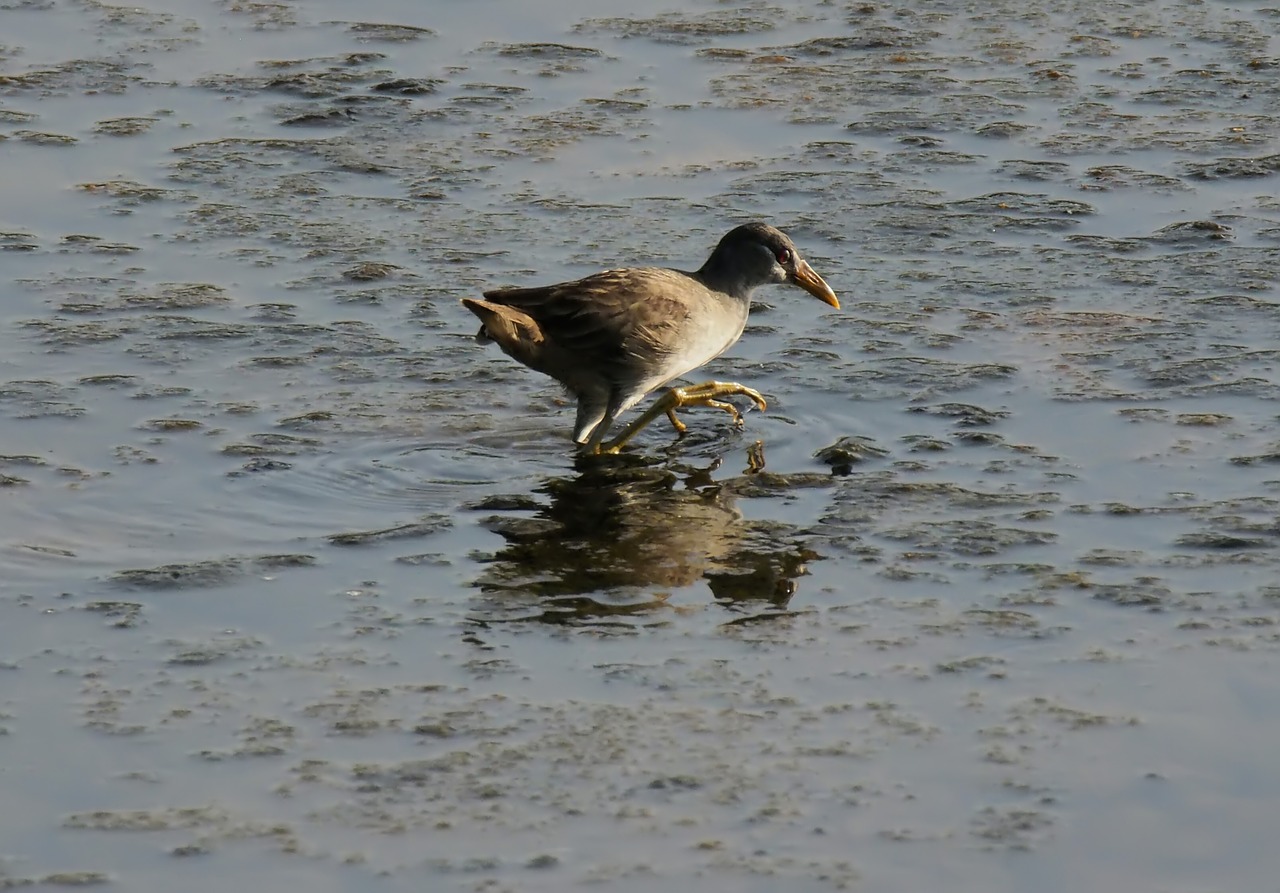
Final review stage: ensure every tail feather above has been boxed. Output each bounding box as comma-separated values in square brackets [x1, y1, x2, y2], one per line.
[461, 298, 545, 361]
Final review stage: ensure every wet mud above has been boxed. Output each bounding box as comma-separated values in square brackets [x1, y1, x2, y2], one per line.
[2, 0, 1280, 890]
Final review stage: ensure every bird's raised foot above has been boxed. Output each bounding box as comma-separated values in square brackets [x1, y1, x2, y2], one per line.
[676, 380, 768, 412]
[664, 381, 768, 432]
[594, 381, 768, 454]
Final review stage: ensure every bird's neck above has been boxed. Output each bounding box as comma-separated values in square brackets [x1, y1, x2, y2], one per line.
[696, 255, 759, 303]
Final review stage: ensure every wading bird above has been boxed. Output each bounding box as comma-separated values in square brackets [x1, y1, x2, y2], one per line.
[462, 222, 838, 453]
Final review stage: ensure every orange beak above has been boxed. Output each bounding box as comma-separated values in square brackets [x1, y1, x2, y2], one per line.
[792, 259, 839, 309]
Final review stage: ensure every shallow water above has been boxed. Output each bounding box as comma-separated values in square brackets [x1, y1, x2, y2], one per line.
[3, 0, 1280, 889]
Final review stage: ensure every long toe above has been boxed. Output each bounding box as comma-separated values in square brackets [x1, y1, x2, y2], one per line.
[665, 408, 688, 434]
[678, 381, 767, 412]
[692, 397, 744, 426]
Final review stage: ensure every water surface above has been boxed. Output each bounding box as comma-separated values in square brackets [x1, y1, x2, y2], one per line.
[3, 0, 1280, 889]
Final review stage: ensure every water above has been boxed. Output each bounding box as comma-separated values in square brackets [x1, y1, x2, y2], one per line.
[2, 0, 1280, 889]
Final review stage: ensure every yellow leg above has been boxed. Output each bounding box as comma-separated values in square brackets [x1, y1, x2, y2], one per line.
[596, 381, 768, 454]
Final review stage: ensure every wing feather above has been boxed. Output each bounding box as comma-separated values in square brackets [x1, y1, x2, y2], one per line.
[482, 268, 700, 373]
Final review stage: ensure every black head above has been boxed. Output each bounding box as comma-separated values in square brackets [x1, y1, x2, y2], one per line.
[700, 222, 839, 307]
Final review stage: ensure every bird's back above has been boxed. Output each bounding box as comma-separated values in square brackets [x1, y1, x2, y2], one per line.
[472, 267, 746, 393]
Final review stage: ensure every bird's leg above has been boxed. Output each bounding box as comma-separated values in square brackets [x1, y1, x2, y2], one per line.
[597, 381, 768, 454]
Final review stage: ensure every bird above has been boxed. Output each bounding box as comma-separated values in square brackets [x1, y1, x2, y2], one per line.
[461, 222, 839, 454]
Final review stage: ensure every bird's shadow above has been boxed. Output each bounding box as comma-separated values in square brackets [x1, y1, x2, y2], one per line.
[465, 448, 821, 627]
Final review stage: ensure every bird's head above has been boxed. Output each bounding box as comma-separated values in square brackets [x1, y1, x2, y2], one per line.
[703, 222, 839, 308]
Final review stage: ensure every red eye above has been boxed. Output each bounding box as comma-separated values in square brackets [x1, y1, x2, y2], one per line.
[775, 248, 791, 264]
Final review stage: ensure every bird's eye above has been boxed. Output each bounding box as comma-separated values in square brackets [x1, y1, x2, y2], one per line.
[775, 248, 791, 265]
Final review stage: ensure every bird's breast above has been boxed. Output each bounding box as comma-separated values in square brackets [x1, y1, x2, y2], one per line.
[652, 293, 750, 384]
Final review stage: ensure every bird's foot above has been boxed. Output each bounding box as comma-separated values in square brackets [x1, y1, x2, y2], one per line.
[664, 381, 767, 431]
[596, 381, 767, 454]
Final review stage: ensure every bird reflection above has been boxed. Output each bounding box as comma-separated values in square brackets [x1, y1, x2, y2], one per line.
[467, 451, 819, 625]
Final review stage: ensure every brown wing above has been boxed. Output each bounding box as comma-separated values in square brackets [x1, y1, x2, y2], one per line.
[483, 268, 698, 372]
